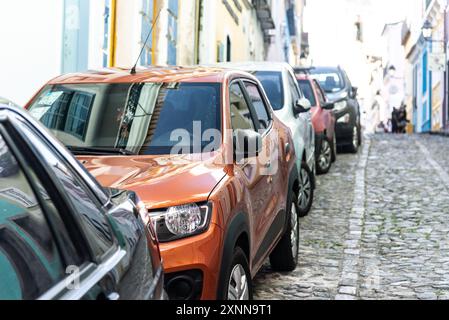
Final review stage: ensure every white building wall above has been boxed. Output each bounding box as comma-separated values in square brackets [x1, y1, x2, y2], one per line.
[0, 0, 64, 106]
[267, 0, 288, 62]
[198, 0, 217, 64]
[115, 0, 143, 68]
[89, 0, 107, 69]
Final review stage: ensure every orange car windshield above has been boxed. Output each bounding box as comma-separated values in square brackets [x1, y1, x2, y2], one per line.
[28, 82, 222, 156]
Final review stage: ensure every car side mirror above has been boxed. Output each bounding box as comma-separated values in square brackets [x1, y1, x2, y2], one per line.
[234, 129, 263, 160]
[351, 86, 358, 98]
[294, 98, 312, 115]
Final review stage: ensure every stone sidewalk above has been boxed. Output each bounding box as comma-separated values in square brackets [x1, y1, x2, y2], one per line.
[253, 134, 449, 300]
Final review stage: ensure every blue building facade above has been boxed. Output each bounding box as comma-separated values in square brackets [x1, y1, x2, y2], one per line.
[409, 38, 432, 133]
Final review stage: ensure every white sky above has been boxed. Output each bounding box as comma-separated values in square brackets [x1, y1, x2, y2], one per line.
[304, 0, 418, 65]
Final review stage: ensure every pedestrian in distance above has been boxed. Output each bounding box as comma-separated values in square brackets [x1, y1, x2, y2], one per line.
[391, 107, 399, 134]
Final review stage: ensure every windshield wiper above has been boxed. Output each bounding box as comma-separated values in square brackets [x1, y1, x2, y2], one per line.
[67, 146, 136, 156]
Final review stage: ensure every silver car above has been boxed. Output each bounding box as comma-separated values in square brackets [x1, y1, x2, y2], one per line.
[220, 62, 316, 217]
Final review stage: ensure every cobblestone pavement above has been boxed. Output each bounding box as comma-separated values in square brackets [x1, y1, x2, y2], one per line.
[253, 134, 449, 300]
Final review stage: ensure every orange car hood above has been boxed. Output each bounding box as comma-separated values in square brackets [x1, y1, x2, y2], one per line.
[78, 153, 227, 209]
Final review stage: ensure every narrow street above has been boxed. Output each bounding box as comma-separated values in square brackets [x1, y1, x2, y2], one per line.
[254, 134, 449, 300]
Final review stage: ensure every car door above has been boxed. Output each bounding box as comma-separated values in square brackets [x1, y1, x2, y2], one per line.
[240, 79, 287, 269]
[4, 113, 158, 300]
[0, 128, 79, 300]
[229, 80, 278, 269]
[288, 70, 314, 164]
[314, 79, 335, 140]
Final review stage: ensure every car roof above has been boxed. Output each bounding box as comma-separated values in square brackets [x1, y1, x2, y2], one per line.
[296, 74, 313, 81]
[217, 61, 293, 73]
[47, 66, 243, 85]
[310, 66, 342, 73]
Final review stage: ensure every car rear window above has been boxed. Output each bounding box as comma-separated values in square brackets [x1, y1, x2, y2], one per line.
[310, 69, 345, 93]
[298, 80, 317, 107]
[253, 71, 284, 111]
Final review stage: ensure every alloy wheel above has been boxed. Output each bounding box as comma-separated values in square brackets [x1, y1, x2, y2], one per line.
[227, 264, 249, 300]
[352, 127, 359, 150]
[318, 139, 332, 171]
[298, 168, 312, 211]
[290, 202, 299, 258]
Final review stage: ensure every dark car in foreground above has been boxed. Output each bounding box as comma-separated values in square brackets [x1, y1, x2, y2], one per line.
[0, 104, 165, 300]
[309, 66, 362, 153]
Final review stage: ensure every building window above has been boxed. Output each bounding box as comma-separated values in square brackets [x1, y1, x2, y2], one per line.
[103, 0, 111, 67]
[226, 36, 232, 62]
[423, 51, 428, 94]
[140, 0, 154, 66]
[167, 0, 179, 65]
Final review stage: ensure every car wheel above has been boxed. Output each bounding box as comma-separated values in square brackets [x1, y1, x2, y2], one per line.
[331, 134, 337, 163]
[297, 164, 314, 217]
[316, 137, 332, 175]
[221, 247, 252, 300]
[269, 191, 299, 272]
[358, 125, 362, 146]
[347, 126, 359, 154]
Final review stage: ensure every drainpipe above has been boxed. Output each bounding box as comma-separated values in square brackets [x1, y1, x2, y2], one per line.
[151, 0, 158, 65]
[109, 0, 117, 67]
[443, 5, 449, 132]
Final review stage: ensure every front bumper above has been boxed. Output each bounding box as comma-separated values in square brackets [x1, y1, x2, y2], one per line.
[334, 107, 359, 146]
[160, 222, 223, 300]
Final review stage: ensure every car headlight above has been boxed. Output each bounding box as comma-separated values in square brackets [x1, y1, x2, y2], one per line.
[337, 114, 351, 124]
[334, 100, 348, 112]
[150, 203, 212, 242]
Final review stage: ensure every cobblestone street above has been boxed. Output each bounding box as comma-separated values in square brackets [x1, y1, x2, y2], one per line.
[254, 134, 449, 300]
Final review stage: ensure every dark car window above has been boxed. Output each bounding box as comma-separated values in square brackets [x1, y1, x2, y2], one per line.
[288, 73, 301, 105]
[229, 83, 256, 131]
[243, 81, 271, 131]
[254, 72, 284, 111]
[298, 80, 317, 107]
[0, 133, 67, 300]
[310, 68, 345, 93]
[28, 82, 222, 155]
[314, 80, 327, 105]
[16, 121, 114, 260]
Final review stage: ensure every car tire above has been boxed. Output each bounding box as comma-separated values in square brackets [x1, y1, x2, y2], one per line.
[347, 126, 359, 154]
[331, 134, 337, 163]
[297, 163, 314, 217]
[316, 136, 332, 175]
[358, 125, 362, 146]
[220, 247, 253, 300]
[269, 191, 299, 272]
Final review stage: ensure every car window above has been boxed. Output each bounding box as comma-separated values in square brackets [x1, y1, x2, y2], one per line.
[310, 69, 345, 93]
[243, 81, 271, 131]
[15, 121, 114, 260]
[28, 82, 222, 155]
[0, 133, 67, 300]
[229, 83, 256, 131]
[288, 73, 301, 105]
[298, 80, 317, 107]
[253, 71, 284, 111]
[314, 80, 327, 105]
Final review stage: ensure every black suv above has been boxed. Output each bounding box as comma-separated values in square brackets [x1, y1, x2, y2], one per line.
[0, 105, 166, 300]
[310, 66, 362, 153]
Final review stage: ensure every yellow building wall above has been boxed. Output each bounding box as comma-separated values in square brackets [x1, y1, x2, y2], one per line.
[215, 0, 249, 62]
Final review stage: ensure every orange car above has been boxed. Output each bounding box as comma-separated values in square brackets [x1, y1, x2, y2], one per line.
[26, 66, 301, 300]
